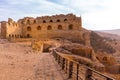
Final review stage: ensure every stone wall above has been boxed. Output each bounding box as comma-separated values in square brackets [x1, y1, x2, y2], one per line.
[6, 18, 22, 39]
[20, 14, 82, 40]
[0, 21, 7, 39]
[0, 13, 82, 41]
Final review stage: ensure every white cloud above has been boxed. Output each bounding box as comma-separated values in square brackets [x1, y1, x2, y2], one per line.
[0, 0, 75, 21]
[0, 0, 120, 30]
[81, 0, 120, 30]
[54, 0, 120, 30]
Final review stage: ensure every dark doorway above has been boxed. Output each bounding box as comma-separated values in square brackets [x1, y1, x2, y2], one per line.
[43, 44, 52, 52]
[27, 34, 31, 38]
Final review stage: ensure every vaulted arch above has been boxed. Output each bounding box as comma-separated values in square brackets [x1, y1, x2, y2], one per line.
[27, 19, 30, 24]
[12, 34, 14, 38]
[37, 26, 41, 30]
[68, 24, 73, 30]
[27, 26, 31, 31]
[27, 34, 31, 38]
[43, 20, 46, 23]
[47, 25, 52, 30]
[34, 20, 36, 23]
[50, 20, 53, 22]
[56, 19, 60, 22]
[64, 19, 67, 22]
[58, 25, 62, 30]
[9, 34, 11, 38]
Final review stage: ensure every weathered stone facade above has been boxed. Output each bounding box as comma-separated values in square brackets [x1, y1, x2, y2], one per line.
[0, 13, 82, 41]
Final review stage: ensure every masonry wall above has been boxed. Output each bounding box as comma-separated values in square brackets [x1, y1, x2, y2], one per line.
[0, 21, 7, 39]
[6, 18, 22, 39]
[20, 14, 82, 40]
[0, 14, 83, 41]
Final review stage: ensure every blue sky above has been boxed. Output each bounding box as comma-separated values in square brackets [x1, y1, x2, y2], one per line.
[0, 0, 120, 30]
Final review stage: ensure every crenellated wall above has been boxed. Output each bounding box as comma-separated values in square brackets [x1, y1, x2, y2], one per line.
[0, 13, 83, 41]
[6, 18, 22, 39]
[20, 13, 82, 40]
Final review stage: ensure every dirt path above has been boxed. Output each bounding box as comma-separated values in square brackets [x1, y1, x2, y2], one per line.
[0, 42, 67, 80]
[34, 53, 68, 80]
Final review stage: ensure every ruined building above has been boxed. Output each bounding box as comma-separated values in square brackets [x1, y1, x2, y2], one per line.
[0, 13, 90, 45]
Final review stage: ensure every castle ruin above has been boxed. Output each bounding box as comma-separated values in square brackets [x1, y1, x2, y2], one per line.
[0, 13, 90, 45]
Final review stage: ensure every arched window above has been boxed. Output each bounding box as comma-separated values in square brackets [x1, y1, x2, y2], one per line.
[64, 19, 67, 22]
[34, 20, 36, 23]
[57, 19, 60, 22]
[9, 34, 11, 38]
[37, 26, 41, 30]
[27, 26, 31, 31]
[12, 34, 14, 38]
[58, 25, 62, 30]
[43, 20, 46, 23]
[50, 20, 53, 22]
[27, 19, 30, 24]
[68, 24, 73, 30]
[47, 25, 52, 30]
[27, 34, 31, 38]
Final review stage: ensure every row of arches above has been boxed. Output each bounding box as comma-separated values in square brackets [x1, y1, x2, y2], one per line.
[42, 19, 67, 23]
[24, 18, 68, 24]
[27, 24, 73, 31]
[9, 34, 32, 38]
[9, 34, 22, 38]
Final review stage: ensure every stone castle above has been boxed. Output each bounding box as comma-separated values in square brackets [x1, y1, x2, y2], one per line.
[0, 13, 89, 44]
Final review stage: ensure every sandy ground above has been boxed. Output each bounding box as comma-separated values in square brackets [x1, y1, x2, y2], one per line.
[0, 41, 67, 80]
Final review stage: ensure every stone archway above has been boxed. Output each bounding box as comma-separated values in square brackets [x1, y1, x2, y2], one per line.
[27, 34, 31, 38]
[43, 43, 52, 52]
[9, 34, 11, 39]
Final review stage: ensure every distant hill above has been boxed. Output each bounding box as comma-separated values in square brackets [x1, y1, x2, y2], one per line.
[93, 30, 120, 63]
[95, 31, 120, 40]
[99, 29, 120, 36]
[90, 31, 116, 54]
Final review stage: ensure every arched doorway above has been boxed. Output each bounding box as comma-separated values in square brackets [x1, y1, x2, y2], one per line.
[68, 24, 73, 30]
[47, 25, 52, 30]
[37, 26, 41, 30]
[58, 25, 62, 30]
[27, 26, 31, 31]
[9, 34, 11, 39]
[27, 34, 31, 38]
